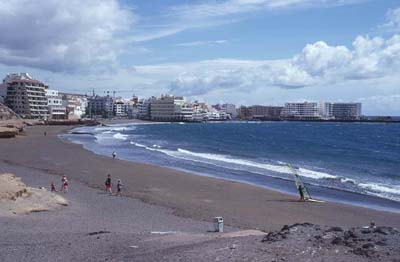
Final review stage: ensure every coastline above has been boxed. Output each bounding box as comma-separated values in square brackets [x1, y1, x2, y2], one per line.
[1, 125, 400, 231]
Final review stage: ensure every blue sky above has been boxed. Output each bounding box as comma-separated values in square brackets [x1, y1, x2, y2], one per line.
[0, 0, 400, 115]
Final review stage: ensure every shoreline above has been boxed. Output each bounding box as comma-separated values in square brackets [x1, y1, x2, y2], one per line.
[60, 134, 400, 214]
[1, 125, 400, 231]
[63, 122, 400, 214]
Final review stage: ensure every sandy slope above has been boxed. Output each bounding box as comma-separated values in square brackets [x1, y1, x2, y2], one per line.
[0, 173, 67, 216]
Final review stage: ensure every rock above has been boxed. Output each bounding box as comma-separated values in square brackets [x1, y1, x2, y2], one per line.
[373, 227, 389, 235]
[0, 127, 18, 138]
[361, 229, 371, 234]
[331, 237, 343, 245]
[375, 240, 388, 246]
[353, 248, 375, 257]
[281, 225, 290, 232]
[344, 230, 358, 240]
[362, 243, 374, 249]
[326, 226, 343, 232]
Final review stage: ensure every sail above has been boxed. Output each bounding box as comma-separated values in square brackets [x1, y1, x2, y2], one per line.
[288, 164, 312, 200]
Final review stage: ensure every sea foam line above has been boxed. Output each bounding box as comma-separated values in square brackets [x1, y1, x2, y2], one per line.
[129, 142, 337, 181]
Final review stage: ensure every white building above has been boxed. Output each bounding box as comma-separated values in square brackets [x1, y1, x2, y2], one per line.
[319, 102, 362, 120]
[61, 93, 87, 119]
[46, 89, 66, 119]
[222, 103, 237, 119]
[150, 95, 194, 121]
[113, 99, 129, 117]
[282, 102, 320, 119]
[332, 103, 362, 120]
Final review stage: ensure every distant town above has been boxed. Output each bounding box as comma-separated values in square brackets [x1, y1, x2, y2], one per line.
[0, 73, 397, 123]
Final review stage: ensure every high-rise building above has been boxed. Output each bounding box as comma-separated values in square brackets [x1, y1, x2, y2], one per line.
[331, 103, 362, 120]
[281, 102, 320, 120]
[3, 73, 49, 119]
[319, 102, 362, 120]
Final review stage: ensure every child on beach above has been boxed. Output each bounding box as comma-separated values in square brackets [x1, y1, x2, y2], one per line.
[112, 151, 117, 159]
[61, 176, 66, 191]
[63, 179, 68, 193]
[116, 179, 123, 197]
[105, 174, 112, 195]
[51, 181, 58, 192]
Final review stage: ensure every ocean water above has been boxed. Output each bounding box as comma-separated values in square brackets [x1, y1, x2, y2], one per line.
[62, 122, 400, 212]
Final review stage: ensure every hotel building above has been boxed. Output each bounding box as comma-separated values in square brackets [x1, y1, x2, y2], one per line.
[150, 95, 194, 121]
[3, 73, 49, 119]
[281, 102, 320, 120]
[320, 102, 362, 120]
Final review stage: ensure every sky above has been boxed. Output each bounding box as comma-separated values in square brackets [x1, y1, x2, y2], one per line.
[0, 0, 400, 115]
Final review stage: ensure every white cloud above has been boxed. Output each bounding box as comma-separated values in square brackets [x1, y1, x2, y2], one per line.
[0, 0, 137, 72]
[164, 33, 400, 95]
[176, 40, 228, 47]
[131, 0, 366, 42]
[379, 7, 400, 32]
[168, 0, 364, 21]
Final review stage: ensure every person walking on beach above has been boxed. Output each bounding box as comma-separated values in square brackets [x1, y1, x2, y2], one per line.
[112, 151, 117, 159]
[51, 181, 58, 192]
[298, 184, 305, 201]
[63, 178, 69, 193]
[116, 179, 123, 197]
[105, 174, 112, 195]
[61, 176, 67, 191]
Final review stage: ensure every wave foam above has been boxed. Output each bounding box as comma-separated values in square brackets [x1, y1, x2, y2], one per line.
[177, 149, 337, 180]
[113, 133, 128, 140]
[359, 183, 400, 195]
[129, 144, 358, 184]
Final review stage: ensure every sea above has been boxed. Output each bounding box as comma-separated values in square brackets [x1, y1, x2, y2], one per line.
[62, 121, 400, 213]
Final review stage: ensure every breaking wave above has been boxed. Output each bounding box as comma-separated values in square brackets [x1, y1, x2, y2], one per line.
[113, 133, 128, 140]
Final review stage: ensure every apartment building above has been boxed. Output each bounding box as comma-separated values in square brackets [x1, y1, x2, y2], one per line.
[46, 89, 66, 119]
[332, 103, 362, 120]
[87, 95, 114, 118]
[0, 83, 6, 103]
[113, 99, 129, 117]
[150, 95, 194, 121]
[3, 73, 49, 119]
[281, 102, 320, 120]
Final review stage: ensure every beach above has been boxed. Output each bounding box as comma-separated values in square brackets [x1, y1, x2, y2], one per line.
[1, 125, 400, 261]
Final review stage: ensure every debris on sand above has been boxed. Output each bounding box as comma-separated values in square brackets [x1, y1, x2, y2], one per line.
[88, 231, 111, 236]
[261, 223, 400, 259]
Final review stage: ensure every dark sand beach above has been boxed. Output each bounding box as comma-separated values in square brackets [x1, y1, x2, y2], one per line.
[1, 125, 400, 261]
